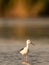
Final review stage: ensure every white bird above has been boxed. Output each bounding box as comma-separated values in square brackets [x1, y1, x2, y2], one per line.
[20, 39, 35, 63]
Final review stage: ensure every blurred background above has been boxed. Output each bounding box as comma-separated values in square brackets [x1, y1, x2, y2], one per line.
[0, 0, 49, 39]
[0, 19, 49, 40]
[0, 0, 49, 17]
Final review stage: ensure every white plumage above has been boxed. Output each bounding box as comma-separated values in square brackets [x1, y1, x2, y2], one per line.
[20, 46, 28, 55]
[20, 39, 35, 63]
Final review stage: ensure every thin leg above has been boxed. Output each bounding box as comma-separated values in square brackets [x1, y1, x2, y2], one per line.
[22, 55, 24, 62]
[26, 53, 28, 63]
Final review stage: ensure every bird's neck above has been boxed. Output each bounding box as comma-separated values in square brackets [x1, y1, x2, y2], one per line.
[26, 44, 29, 49]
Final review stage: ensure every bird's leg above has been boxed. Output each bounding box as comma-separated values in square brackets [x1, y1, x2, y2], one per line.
[22, 55, 24, 62]
[26, 52, 28, 63]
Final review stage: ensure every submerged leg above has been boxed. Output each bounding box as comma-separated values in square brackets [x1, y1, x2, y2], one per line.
[26, 53, 28, 63]
[22, 55, 24, 62]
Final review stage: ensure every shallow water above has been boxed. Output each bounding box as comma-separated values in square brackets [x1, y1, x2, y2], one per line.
[0, 39, 49, 65]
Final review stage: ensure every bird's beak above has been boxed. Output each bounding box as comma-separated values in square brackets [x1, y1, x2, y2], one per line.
[31, 42, 35, 46]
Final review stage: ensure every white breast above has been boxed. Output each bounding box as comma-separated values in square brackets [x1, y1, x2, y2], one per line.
[20, 47, 28, 55]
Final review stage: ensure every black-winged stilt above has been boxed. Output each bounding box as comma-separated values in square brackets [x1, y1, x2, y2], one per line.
[20, 39, 35, 63]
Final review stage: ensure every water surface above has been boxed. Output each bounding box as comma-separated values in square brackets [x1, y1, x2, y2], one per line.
[0, 38, 49, 65]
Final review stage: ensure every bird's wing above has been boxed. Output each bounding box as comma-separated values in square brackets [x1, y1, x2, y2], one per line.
[20, 48, 24, 52]
[16, 48, 24, 54]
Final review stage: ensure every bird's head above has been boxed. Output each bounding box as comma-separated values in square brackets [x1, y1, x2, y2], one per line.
[26, 39, 35, 46]
[26, 40, 31, 45]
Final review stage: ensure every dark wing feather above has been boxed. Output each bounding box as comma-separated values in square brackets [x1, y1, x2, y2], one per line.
[20, 48, 24, 51]
[16, 48, 24, 53]
[20, 48, 29, 52]
[17, 48, 29, 54]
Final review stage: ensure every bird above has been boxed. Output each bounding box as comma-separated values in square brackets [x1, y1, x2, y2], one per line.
[20, 39, 35, 63]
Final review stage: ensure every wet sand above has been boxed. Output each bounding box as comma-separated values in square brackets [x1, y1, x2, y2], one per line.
[0, 39, 49, 65]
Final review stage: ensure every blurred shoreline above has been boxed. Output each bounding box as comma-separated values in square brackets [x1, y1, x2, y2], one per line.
[0, 18, 49, 39]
